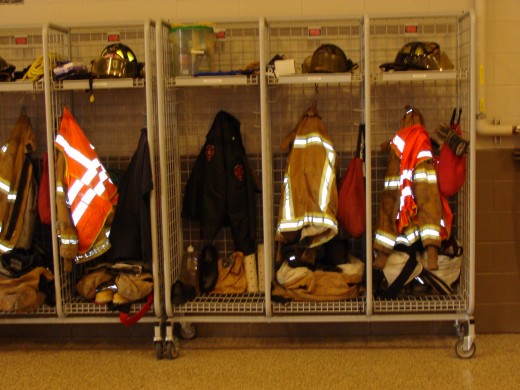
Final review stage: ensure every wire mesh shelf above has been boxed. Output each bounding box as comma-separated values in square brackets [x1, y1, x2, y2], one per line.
[272, 297, 366, 315]
[373, 294, 467, 313]
[174, 293, 265, 315]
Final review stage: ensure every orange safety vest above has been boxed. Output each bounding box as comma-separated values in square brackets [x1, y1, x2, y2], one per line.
[390, 124, 435, 233]
[54, 107, 118, 257]
[389, 124, 450, 243]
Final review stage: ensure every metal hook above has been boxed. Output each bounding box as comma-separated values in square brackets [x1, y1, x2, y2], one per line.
[312, 83, 319, 111]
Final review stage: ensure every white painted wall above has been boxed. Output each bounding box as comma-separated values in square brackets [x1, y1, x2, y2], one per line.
[481, 0, 520, 149]
[1, 0, 519, 148]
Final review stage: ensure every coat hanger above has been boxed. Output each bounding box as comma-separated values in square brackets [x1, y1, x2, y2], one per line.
[307, 84, 319, 117]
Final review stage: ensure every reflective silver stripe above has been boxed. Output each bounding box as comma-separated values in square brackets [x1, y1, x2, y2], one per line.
[394, 229, 421, 246]
[278, 220, 303, 230]
[399, 186, 412, 210]
[293, 138, 307, 147]
[56, 186, 64, 193]
[293, 135, 334, 152]
[406, 229, 420, 242]
[60, 238, 79, 245]
[81, 167, 98, 186]
[67, 180, 83, 205]
[98, 170, 108, 183]
[56, 135, 100, 171]
[395, 235, 410, 245]
[417, 150, 432, 159]
[413, 172, 427, 180]
[392, 135, 405, 153]
[0, 179, 9, 194]
[0, 243, 13, 252]
[319, 151, 335, 212]
[375, 233, 395, 248]
[93, 181, 106, 197]
[401, 169, 413, 183]
[74, 229, 111, 263]
[72, 201, 88, 226]
[414, 172, 438, 182]
[0, 242, 12, 252]
[401, 186, 412, 197]
[320, 169, 331, 211]
[7, 192, 16, 202]
[420, 228, 441, 240]
[278, 215, 337, 231]
[72, 187, 98, 227]
[82, 188, 96, 206]
[282, 177, 292, 221]
[295, 134, 333, 149]
[384, 179, 399, 189]
[1, 144, 7, 153]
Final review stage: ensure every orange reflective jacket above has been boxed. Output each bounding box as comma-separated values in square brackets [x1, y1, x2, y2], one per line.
[54, 107, 118, 260]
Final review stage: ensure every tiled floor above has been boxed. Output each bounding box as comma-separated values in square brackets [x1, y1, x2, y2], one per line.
[0, 333, 518, 389]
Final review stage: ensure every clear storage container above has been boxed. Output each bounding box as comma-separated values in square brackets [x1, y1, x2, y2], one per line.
[170, 25, 215, 76]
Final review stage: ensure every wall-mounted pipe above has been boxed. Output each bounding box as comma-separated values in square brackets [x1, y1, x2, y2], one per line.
[476, 119, 520, 137]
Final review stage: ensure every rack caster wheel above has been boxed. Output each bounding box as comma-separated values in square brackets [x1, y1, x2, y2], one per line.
[154, 341, 164, 360]
[455, 339, 476, 359]
[455, 322, 468, 339]
[180, 322, 197, 340]
[165, 339, 180, 360]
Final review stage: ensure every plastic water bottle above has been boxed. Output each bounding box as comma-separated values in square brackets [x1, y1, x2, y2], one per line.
[183, 245, 199, 293]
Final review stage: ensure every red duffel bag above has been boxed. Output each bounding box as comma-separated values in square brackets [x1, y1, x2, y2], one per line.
[438, 108, 467, 197]
[337, 124, 366, 238]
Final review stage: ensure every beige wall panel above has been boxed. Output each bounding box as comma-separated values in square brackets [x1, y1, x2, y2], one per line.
[239, 0, 302, 17]
[487, 21, 520, 54]
[427, 0, 471, 12]
[486, 85, 520, 125]
[364, 0, 429, 14]
[492, 54, 520, 86]
[177, 0, 240, 19]
[492, 0, 520, 21]
[301, 0, 364, 16]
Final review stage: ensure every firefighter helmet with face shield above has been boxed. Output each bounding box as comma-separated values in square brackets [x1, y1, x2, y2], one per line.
[380, 41, 454, 72]
[91, 43, 139, 78]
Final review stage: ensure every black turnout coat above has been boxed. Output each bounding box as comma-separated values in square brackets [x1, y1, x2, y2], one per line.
[182, 111, 258, 255]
